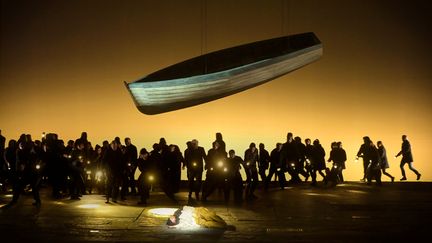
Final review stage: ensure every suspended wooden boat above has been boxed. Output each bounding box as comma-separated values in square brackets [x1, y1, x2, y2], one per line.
[125, 32, 322, 115]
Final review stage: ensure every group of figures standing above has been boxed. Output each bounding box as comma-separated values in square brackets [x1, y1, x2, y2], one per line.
[0, 129, 422, 207]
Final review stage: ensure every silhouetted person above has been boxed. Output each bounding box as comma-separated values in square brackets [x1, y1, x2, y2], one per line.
[102, 140, 110, 153]
[356, 136, 372, 182]
[0, 130, 6, 192]
[311, 139, 326, 186]
[172, 145, 184, 193]
[45, 135, 66, 198]
[202, 141, 226, 202]
[294, 137, 310, 181]
[304, 139, 314, 181]
[396, 135, 421, 181]
[265, 143, 284, 190]
[0, 129, 5, 152]
[103, 141, 124, 203]
[280, 132, 301, 183]
[80, 132, 89, 145]
[258, 143, 270, 182]
[0, 130, 5, 168]
[93, 145, 105, 194]
[161, 145, 181, 197]
[328, 142, 346, 183]
[159, 137, 169, 154]
[244, 143, 259, 200]
[119, 145, 129, 200]
[215, 132, 226, 153]
[9, 136, 41, 207]
[226, 149, 244, 204]
[377, 141, 394, 182]
[69, 140, 85, 200]
[137, 148, 153, 205]
[184, 139, 206, 200]
[124, 137, 138, 194]
[114, 136, 122, 147]
[366, 141, 382, 186]
[3, 140, 17, 193]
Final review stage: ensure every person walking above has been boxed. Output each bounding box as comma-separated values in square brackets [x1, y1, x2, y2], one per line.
[396, 135, 421, 181]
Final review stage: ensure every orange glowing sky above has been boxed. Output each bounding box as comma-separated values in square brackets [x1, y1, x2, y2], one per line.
[1, 0, 431, 181]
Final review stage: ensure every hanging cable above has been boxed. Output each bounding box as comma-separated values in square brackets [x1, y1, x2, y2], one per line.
[286, 0, 290, 35]
[201, 0, 208, 73]
[281, 0, 285, 36]
[281, 0, 290, 36]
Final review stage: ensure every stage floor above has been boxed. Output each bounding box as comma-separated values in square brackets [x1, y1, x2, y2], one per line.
[1, 181, 431, 242]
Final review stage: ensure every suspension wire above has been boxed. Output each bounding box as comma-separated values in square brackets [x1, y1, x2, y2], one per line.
[281, 0, 291, 36]
[281, 0, 285, 36]
[201, 0, 207, 73]
[286, 0, 290, 35]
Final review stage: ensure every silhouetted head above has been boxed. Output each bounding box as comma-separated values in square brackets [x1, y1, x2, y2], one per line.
[95, 145, 102, 154]
[229, 149, 235, 158]
[8, 139, 17, 148]
[337, 142, 343, 148]
[249, 143, 256, 152]
[125, 137, 131, 146]
[191, 139, 199, 149]
[402, 135, 407, 141]
[216, 132, 223, 141]
[115, 137, 121, 145]
[67, 140, 74, 147]
[110, 141, 118, 150]
[294, 136, 301, 143]
[80, 132, 87, 141]
[139, 148, 149, 159]
[152, 143, 160, 151]
[305, 138, 311, 145]
[102, 140, 109, 148]
[313, 139, 320, 146]
[259, 143, 264, 150]
[331, 142, 337, 149]
[18, 134, 26, 142]
[26, 134, 32, 143]
[169, 144, 176, 152]
[377, 141, 383, 148]
[159, 138, 167, 146]
[363, 136, 370, 144]
[276, 143, 282, 150]
[287, 132, 293, 142]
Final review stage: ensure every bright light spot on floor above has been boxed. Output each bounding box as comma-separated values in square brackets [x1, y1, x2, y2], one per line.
[148, 208, 178, 217]
[0, 204, 6, 208]
[4, 194, 13, 198]
[305, 192, 320, 196]
[77, 204, 100, 209]
[346, 190, 368, 194]
[90, 230, 100, 233]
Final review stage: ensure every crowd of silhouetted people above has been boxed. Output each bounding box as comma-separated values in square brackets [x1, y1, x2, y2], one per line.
[0, 129, 421, 207]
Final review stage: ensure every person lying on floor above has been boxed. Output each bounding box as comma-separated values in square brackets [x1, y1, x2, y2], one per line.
[166, 205, 235, 230]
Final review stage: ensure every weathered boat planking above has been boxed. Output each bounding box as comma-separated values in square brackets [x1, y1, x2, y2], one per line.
[125, 32, 322, 115]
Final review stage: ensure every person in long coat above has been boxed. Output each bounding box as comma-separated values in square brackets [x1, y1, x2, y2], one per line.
[310, 139, 326, 186]
[396, 135, 421, 181]
[377, 141, 394, 182]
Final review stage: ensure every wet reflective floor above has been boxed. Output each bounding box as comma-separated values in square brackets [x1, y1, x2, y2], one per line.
[1, 182, 431, 242]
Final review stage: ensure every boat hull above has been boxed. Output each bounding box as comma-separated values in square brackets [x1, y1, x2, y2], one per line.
[125, 33, 322, 115]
